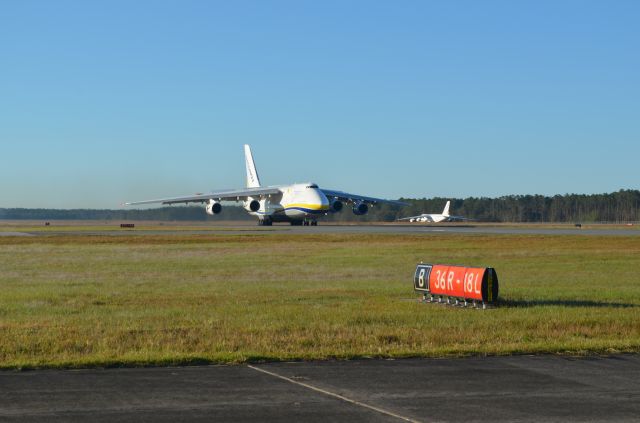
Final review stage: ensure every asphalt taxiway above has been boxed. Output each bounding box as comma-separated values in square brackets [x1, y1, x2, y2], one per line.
[6, 223, 639, 237]
[281, 224, 640, 236]
[2, 355, 639, 422]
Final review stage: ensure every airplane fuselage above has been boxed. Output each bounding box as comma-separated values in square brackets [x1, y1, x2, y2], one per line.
[245, 183, 330, 223]
[414, 214, 449, 223]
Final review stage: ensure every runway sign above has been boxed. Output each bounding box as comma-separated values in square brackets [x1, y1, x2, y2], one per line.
[414, 263, 499, 306]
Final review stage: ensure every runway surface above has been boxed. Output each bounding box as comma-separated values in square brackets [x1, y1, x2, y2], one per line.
[2, 355, 639, 422]
[266, 224, 640, 236]
[7, 223, 639, 237]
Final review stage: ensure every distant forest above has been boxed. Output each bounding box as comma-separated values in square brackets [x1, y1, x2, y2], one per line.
[1, 190, 639, 223]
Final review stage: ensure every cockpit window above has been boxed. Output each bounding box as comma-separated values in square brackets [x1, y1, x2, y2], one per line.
[306, 184, 318, 189]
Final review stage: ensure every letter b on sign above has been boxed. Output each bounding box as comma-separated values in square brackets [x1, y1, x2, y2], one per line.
[414, 264, 432, 292]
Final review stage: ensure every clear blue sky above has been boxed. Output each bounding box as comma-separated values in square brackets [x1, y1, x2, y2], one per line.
[1, 1, 638, 208]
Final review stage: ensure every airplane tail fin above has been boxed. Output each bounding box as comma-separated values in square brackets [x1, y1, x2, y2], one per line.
[244, 144, 261, 188]
[442, 201, 451, 217]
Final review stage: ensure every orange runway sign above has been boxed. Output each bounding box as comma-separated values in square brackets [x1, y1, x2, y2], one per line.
[414, 264, 499, 305]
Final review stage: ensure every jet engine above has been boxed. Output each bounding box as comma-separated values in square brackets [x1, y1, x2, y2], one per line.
[329, 199, 343, 213]
[352, 201, 369, 216]
[245, 199, 261, 212]
[206, 199, 222, 215]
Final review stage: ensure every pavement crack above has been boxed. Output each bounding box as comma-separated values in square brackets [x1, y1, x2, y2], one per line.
[247, 364, 422, 423]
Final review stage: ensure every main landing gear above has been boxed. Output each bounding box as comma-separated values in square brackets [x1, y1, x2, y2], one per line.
[258, 218, 273, 226]
[290, 219, 318, 226]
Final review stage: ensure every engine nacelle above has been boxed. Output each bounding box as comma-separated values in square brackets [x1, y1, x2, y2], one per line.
[352, 202, 369, 216]
[206, 199, 222, 215]
[329, 199, 343, 213]
[245, 199, 261, 212]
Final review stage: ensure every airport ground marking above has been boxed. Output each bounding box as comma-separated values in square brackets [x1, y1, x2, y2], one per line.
[247, 364, 422, 423]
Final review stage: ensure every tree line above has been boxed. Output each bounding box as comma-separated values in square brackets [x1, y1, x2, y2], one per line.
[396, 189, 640, 223]
[1, 189, 638, 223]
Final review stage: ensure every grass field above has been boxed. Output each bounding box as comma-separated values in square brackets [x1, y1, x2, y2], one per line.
[1, 230, 639, 369]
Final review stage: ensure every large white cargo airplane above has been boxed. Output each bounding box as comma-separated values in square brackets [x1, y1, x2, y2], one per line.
[125, 145, 406, 226]
[397, 201, 468, 223]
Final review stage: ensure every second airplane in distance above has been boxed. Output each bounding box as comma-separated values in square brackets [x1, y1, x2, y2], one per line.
[397, 201, 469, 223]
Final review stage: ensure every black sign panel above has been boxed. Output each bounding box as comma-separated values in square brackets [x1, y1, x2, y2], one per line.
[413, 264, 432, 292]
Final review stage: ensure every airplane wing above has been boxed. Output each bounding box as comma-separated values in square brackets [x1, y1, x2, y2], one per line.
[320, 189, 408, 206]
[124, 186, 282, 206]
[447, 215, 472, 222]
[396, 215, 426, 221]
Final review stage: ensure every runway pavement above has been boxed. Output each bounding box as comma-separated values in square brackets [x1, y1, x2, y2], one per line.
[285, 224, 640, 236]
[1, 355, 639, 422]
[8, 223, 640, 237]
